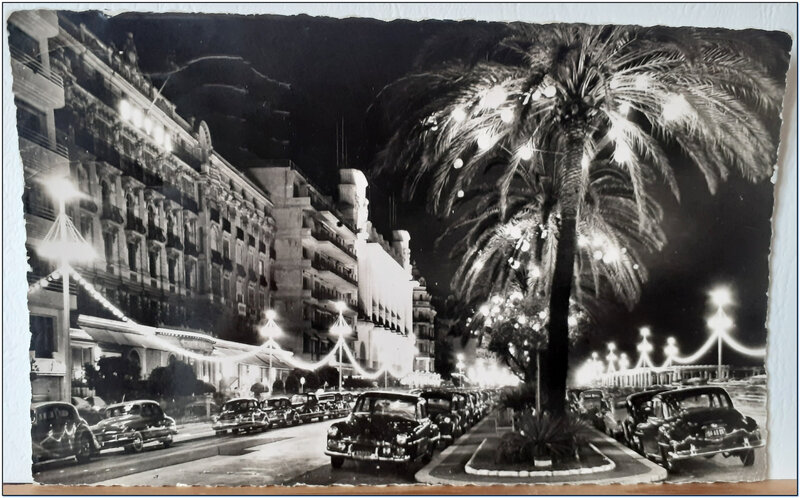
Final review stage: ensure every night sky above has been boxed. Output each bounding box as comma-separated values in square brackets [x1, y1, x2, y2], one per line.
[65, 11, 789, 367]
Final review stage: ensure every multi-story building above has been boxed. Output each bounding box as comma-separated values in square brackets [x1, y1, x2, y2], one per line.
[412, 268, 436, 372]
[249, 164, 359, 365]
[337, 170, 417, 376]
[10, 10, 74, 402]
[15, 14, 282, 400]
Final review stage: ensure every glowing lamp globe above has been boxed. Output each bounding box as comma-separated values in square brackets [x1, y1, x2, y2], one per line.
[709, 287, 733, 307]
[43, 176, 83, 204]
[451, 107, 467, 122]
[518, 143, 534, 161]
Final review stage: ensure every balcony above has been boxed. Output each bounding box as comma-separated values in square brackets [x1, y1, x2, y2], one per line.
[79, 197, 98, 213]
[181, 196, 198, 213]
[101, 203, 124, 225]
[259, 275, 269, 288]
[311, 257, 357, 287]
[125, 213, 146, 235]
[210, 250, 223, 266]
[24, 196, 56, 222]
[222, 218, 231, 233]
[236, 264, 247, 279]
[248, 268, 257, 282]
[166, 233, 183, 251]
[74, 130, 119, 167]
[210, 208, 220, 223]
[310, 227, 357, 259]
[17, 127, 69, 170]
[10, 47, 64, 108]
[184, 240, 199, 258]
[148, 223, 166, 243]
[311, 287, 339, 301]
[223, 257, 233, 272]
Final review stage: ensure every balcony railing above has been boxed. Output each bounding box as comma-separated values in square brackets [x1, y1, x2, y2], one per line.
[311, 287, 339, 301]
[248, 268, 257, 282]
[223, 257, 233, 272]
[101, 203, 124, 225]
[25, 197, 56, 221]
[79, 197, 98, 213]
[184, 240, 199, 257]
[311, 257, 357, 286]
[125, 213, 146, 234]
[18, 127, 68, 159]
[310, 227, 357, 259]
[166, 233, 183, 251]
[259, 275, 269, 288]
[181, 196, 198, 213]
[211, 250, 223, 266]
[236, 264, 247, 278]
[148, 223, 166, 242]
[10, 47, 64, 88]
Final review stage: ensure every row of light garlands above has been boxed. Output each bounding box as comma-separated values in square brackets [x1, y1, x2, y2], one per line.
[29, 175, 419, 388]
[578, 286, 767, 384]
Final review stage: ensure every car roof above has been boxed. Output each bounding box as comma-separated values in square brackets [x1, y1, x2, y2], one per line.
[655, 386, 728, 399]
[31, 401, 73, 411]
[627, 388, 670, 403]
[358, 390, 420, 401]
[224, 397, 257, 403]
[105, 400, 159, 409]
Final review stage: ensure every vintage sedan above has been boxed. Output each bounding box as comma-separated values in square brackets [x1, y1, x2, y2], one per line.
[92, 400, 177, 453]
[633, 386, 763, 470]
[623, 388, 671, 450]
[291, 393, 325, 423]
[212, 398, 269, 435]
[420, 391, 464, 445]
[261, 397, 299, 427]
[318, 392, 350, 419]
[31, 402, 101, 464]
[325, 391, 440, 469]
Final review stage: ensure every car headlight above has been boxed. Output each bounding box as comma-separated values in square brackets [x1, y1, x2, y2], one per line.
[442, 416, 451, 424]
[212, 415, 219, 422]
[396, 433, 409, 445]
[327, 425, 340, 438]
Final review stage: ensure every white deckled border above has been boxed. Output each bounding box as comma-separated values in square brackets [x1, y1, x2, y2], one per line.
[464, 439, 616, 478]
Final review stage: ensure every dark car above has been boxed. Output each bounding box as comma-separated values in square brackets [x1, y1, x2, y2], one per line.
[211, 398, 268, 435]
[31, 402, 101, 464]
[92, 400, 177, 453]
[325, 391, 441, 470]
[633, 386, 764, 471]
[420, 391, 465, 445]
[291, 393, 325, 423]
[318, 392, 350, 419]
[462, 392, 479, 426]
[623, 388, 671, 450]
[260, 397, 299, 427]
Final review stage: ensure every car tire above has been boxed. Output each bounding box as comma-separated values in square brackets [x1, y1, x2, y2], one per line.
[215, 431, 225, 437]
[75, 433, 93, 463]
[330, 456, 345, 469]
[422, 443, 434, 464]
[124, 432, 144, 454]
[740, 449, 755, 467]
[162, 436, 173, 449]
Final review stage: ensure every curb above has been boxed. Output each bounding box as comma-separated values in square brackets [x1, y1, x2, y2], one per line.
[464, 439, 615, 478]
[415, 418, 494, 486]
[590, 429, 668, 485]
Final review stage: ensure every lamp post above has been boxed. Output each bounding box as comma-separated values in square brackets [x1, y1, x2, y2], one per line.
[456, 353, 465, 387]
[330, 301, 352, 390]
[708, 287, 734, 380]
[260, 310, 281, 392]
[38, 176, 95, 401]
[606, 342, 618, 373]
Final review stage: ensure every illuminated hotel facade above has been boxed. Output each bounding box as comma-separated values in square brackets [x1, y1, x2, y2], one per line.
[412, 271, 436, 373]
[15, 12, 283, 401]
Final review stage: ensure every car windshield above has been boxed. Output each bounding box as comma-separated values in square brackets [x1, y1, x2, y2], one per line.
[665, 392, 732, 415]
[354, 397, 416, 420]
[223, 400, 255, 412]
[265, 399, 285, 409]
[423, 396, 451, 411]
[290, 395, 308, 405]
[105, 404, 140, 418]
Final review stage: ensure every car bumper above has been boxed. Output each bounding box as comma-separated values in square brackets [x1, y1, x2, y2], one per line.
[95, 433, 137, 448]
[212, 420, 265, 431]
[324, 448, 412, 463]
[666, 435, 765, 460]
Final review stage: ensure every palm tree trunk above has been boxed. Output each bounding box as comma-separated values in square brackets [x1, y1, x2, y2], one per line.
[541, 129, 584, 415]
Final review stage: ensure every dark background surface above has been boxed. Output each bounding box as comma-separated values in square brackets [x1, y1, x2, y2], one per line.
[62, 11, 787, 367]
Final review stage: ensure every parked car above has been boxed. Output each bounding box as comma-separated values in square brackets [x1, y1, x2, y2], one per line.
[71, 396, 103, 425]
[92, 400, 177, 453]
[261, 397, 299, 427]
[420, 391, 465, 445]
[318, 392, 350, 419]
[31, 402, 101, 464]
[449, 392, 471, 435]
[599, 398, 627, 439]
[291, 393, 325, 423]
[632, 386, 764, 470]
[623, 388, 671, 450]
[325, 391, 440, 470]
[211, 398, 268, 435]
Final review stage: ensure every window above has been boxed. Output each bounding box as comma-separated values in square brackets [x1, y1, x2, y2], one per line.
[223, 239, 230, 259]
[76, 166, 91, 195]
[80, 215, 93, 242]
[209, 227, 217, 252]
[168, 258, 177, 284]
[8, 24, 41, 64]
[29, 315, 56, 358]
[149, 251, 159, 278]
[212, 268, 221, 295]
[184, 262, 193, 289]
[15, 98, 46, 135]
[236, 281, 243, 303]
[128, 242, 138, 271]
[222, 277, 230, 300]
[258, 260, 264, 276]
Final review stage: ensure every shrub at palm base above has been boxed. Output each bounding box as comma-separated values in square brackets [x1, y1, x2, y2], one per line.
[497, 413, 588, 467]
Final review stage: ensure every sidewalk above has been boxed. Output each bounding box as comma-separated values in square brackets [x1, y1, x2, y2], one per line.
[174, 420, 215, 443]
[416, 415, 667, 487]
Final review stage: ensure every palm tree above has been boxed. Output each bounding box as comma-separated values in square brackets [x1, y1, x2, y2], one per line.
[375, 24, 786, 413]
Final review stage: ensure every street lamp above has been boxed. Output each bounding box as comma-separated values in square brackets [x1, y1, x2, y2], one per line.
[260, 310, 281, 392]
[37, 175, 95, 401]
[663, 337, 678, 367]
[707, 287, 734, 380]
[636, 327, 654, 369]
[330, 301, 351, 390]
[606, 342, 618, 373]
[618, 353, 630, 370]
